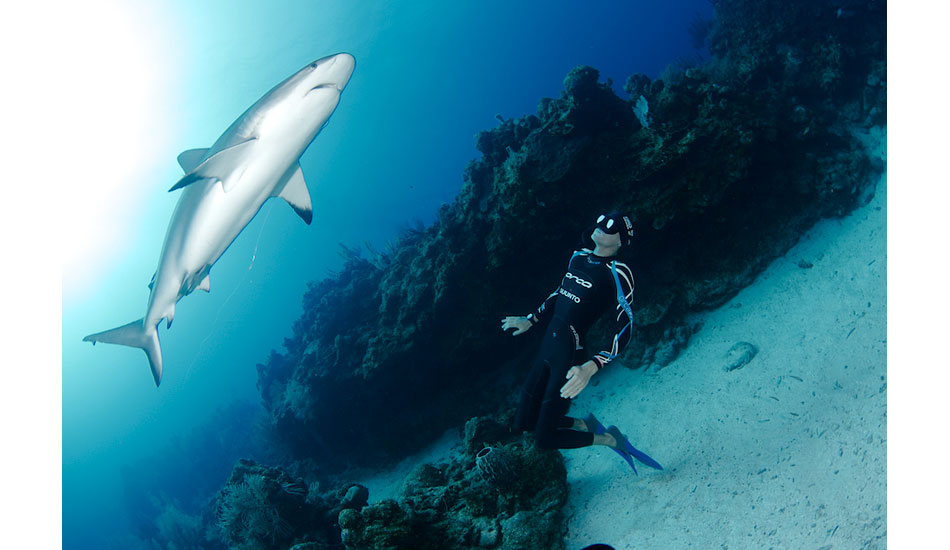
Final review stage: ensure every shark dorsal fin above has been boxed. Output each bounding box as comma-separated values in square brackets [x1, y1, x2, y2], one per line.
[276, 164, 313, 224]
[168, 138, 258, 192]
[177, 149, 209, 173]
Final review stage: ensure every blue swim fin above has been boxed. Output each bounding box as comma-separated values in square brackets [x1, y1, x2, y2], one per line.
[627, 443, 663, 471]
[606, 425, 638, 474]
[586, 414, 636, 472]
[609, 425, 663, 471]
[583, 413, 608, 435]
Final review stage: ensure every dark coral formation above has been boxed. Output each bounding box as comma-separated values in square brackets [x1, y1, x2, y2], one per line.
[214, 460, 321, 549]
[211, 459, 371, 550]
[138, 416, 566, 550]
[339, 415, 567, 550]
[254, 0, 885, 471]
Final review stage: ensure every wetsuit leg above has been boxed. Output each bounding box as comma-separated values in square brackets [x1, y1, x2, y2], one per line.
[512, 352, 549, 433]
[515, 322, 595, 450]
[532, 360, 594, 450]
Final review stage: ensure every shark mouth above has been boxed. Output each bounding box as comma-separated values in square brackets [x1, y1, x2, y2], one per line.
[308, 83, 342, 95]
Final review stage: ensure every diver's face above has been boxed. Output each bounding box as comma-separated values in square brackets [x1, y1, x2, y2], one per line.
[592, 227, 621, 248]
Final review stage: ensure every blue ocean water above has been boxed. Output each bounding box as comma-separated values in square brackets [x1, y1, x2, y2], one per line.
[61, 1, 712, 547]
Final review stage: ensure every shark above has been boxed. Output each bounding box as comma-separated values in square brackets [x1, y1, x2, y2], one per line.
[83, 52, 356, 386]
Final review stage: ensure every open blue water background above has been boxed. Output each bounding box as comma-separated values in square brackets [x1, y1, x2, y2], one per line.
[62, 1, 712, 547]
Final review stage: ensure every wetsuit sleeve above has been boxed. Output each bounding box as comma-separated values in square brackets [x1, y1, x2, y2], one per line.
[592, 262, 635, 369]
[527, 289, 558, 327]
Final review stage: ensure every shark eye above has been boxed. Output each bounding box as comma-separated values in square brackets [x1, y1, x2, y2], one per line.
[606, 219, 614, 229]
[596, 214, 605, 224]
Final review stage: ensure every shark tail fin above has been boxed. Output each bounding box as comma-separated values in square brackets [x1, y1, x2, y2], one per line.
[83, 319, 163, 387]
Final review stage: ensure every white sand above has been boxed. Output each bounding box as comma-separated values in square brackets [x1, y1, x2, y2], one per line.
[563, 128, 887, 549]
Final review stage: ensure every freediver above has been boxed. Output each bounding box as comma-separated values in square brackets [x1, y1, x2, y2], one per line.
[502, 212, 662, 474]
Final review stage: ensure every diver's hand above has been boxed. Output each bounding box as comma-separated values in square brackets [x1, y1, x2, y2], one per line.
[501, 316, 532, 336]
[560, 361, 598, 399]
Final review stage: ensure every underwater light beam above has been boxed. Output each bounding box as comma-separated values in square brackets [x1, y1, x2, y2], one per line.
[83, 53, 356, 386]
[55, 1, 181, 303]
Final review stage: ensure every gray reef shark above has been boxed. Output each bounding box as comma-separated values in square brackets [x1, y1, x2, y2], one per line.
[84, 53, 356, 386]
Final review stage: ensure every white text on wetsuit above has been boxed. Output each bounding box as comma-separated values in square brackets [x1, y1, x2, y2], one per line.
[560, 272, 592, 303]
[559, 287, 582, 303]
[565, 272, 592, 288]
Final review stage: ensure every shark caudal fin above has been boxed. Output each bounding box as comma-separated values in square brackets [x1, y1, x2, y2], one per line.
[83, 319, 164, 387]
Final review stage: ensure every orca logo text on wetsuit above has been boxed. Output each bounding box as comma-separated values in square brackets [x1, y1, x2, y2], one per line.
[565, 272, 592, 288]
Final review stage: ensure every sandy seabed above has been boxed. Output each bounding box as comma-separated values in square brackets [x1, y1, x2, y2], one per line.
[362, 128, 887, 550]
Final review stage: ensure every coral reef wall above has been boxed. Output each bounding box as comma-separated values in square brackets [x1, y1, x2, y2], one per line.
[256, 0, 886, 470]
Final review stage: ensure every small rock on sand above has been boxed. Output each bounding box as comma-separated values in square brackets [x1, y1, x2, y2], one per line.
[724, 342, 759, 371]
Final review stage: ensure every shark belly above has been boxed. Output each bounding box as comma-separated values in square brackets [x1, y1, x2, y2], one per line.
[181, 149, 300, 268]
[147, 155, 294, 325]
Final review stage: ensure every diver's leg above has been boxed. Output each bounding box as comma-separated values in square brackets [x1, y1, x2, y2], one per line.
[534, 394, 594, 449]
[532, 346, 596, 449]
[558, 348, 596, 433]
[563, 415, 621, 447]
[550, 415, 617, 448]
[512, 354, 550, 433]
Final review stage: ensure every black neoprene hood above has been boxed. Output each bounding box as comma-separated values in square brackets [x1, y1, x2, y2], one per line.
[595, 211, 634, 247]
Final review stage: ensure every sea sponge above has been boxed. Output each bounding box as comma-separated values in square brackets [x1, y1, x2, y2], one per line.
[475, 445, 517, 488]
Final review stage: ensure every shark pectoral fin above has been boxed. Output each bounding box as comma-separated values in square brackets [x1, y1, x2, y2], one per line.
[276, 164, 313, 225]
[197, 274, 211, 293]
[168, 138, 257, 192]
[177, 148, 209, 173]
[197, 138, 257, 193]
[220, 167, 248, 193]
[169, 174, 215, 192]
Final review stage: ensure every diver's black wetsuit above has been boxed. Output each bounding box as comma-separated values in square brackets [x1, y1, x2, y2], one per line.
[513, 249, 635, 449]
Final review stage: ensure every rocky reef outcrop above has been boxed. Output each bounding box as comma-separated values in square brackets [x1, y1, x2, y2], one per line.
[339, 415, 567, 550]
[255, 0, 886, 470]
[213, 459, 360, 550]
[138, 415, 566, 550]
